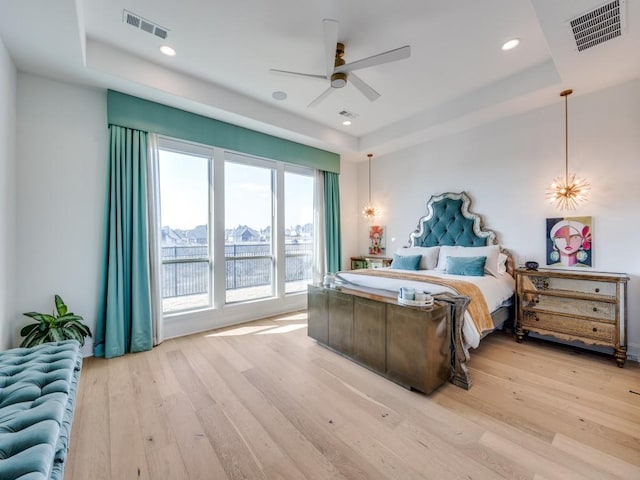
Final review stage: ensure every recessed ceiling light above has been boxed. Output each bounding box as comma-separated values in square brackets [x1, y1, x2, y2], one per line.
[272, 91, 287, 101]
[160, 45, 176, 56]
[501, 38, 520, 51]
[342, 120, 352, 126]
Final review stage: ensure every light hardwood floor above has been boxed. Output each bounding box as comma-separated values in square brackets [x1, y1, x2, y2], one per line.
[66, 311, 640, 480]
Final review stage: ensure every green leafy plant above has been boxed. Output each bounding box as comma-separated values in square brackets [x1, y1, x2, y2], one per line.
[20, 295, 92, 348]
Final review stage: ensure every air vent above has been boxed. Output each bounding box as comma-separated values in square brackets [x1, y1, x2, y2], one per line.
[123, 10, 170, 40]
[570, 0, 625, 52]
[338, 110, 360, 119]
[140, 20, 154, 34]
[154, 27, 168, 39]
[125, 12, 140, 28]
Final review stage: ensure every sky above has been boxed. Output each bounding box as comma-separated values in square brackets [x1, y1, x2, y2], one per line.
[159, 150, 314, 231]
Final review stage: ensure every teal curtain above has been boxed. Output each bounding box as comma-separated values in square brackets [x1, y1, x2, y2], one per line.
[324, 172, 342, 273]
[94, 125, 153, 358]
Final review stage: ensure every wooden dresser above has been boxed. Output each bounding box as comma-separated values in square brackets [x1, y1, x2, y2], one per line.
[308, 284, 452, 394]
[515, 268, 629, 366]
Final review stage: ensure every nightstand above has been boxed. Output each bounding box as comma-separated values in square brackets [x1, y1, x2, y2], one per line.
[515, 268, 629, 367]
[350, 255, 392, 270]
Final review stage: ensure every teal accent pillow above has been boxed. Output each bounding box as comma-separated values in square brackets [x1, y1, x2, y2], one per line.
[390, 254, 422, 270]
[446, 256, 486, 276]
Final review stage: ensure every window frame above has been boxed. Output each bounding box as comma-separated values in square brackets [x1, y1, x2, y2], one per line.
[223, 152, 277, 303]
[155, 137, 316, 318]
[283, 164, 316, 294]
[157, 137, 214, 314]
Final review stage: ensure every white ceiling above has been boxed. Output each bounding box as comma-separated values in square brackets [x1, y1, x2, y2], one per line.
[1, 0, 639, 161]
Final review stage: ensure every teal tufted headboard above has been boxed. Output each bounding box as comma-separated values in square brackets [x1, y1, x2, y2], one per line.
[409, 192, 497, 247]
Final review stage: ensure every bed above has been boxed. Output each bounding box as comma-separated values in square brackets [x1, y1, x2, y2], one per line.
[310, 191, 515, 391]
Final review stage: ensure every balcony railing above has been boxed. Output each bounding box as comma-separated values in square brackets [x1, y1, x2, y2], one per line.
[161, 243, 313, 299]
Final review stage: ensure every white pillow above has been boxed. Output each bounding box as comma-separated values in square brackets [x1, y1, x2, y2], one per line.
[497, 252, 508, 275]
[436, 245, 502, 277]
[395, 246, 440, 270]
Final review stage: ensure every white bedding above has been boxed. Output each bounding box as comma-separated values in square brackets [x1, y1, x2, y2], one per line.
[335, 268, 515, 349]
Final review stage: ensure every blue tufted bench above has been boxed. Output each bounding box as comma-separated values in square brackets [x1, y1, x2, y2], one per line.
[0, 340, 82, 480]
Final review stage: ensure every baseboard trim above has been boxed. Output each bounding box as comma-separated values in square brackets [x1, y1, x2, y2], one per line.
[627, 342, 640, 364]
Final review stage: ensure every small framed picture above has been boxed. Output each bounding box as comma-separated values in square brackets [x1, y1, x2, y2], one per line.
[369, 225, 385, 255]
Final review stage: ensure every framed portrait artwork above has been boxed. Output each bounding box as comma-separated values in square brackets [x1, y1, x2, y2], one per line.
[368, 225, 386, 255]
[546, 216, 592, 267]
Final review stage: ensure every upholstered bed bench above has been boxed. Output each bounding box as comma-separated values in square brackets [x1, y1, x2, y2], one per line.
[0, 340, 82, 480]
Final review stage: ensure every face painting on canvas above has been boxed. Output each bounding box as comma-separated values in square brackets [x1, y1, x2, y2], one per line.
[369, 225, 385, 255]
[546, 216, 592, 267]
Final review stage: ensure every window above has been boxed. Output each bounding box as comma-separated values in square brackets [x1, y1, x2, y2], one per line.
[224, 158, 275, 303]
[284, 168, 314, 293]
[158, 141, 212, 313]
[155, 139, 316, 315]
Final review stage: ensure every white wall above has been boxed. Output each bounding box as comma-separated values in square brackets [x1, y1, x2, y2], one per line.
[0, 37, 16, 350]
[16, 73, 108, 355]
[357, 80, 640, 361]
[338, 159, 358, 271]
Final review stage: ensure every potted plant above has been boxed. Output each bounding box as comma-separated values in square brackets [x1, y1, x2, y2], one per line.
[20, 295, 92, 348]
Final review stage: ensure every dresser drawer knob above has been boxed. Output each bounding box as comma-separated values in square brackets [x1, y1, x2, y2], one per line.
[593, 307, 598, 312]
[592, 327, 598, 332]
[595, 288, 600, 293]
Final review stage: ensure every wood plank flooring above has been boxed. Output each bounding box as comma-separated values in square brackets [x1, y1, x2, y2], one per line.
[66, 311, 640, 480]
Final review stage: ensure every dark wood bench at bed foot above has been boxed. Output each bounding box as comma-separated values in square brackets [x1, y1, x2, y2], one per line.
[308, 284, 454, 394]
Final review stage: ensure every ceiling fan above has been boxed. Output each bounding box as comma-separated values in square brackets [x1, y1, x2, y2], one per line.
[269, 19, 411, 107]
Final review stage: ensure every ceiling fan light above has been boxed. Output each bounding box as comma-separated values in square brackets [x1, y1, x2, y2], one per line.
[331, 72, 347, 88]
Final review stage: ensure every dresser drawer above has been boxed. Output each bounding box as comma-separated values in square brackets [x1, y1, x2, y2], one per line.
[527, 276, 616, 298]
[522, 294, 615, 321]
[522, 311, 615, 343]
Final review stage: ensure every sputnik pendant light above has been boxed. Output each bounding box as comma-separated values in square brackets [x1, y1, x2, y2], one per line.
[362, 153, 379, 221]
[546, 89, 590, 210]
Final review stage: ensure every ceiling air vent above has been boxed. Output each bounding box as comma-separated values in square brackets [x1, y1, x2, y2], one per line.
[125, 11, 140, 28]
[339, 110, 360, 119]
[154, 27, 168, 39]
[140, 20, 154, 35]
[123, 10, 170, 40]
[570, 0, 625, 52]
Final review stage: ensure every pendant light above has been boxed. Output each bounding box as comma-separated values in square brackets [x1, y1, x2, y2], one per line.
[361, 153, 379, 221]
[545, 89, 590, 210]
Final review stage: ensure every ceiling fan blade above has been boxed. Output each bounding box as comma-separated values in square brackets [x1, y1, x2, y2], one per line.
[269, 69, 326, 80]
[334, 45, 411, 74]
[323, 19, 339, 79]
[307, 86, 334, 108]
[348, 73, 381, 102]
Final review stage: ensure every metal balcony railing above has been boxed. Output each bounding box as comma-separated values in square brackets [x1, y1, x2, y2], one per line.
[161, 243, 313, 299]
